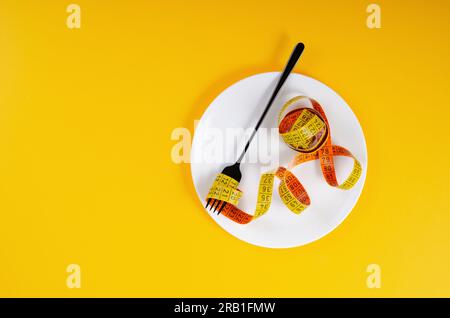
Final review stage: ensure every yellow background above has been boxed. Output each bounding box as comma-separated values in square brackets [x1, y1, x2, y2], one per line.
[0, 0, 449, 297]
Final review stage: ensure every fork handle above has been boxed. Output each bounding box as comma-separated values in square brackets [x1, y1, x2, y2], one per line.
[237, 42, 305, 163]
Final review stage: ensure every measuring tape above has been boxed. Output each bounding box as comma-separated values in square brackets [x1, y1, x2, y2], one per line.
[206, 96, 362, 224]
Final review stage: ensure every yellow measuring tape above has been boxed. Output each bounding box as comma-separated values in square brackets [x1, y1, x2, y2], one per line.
[206, 96, 362, 224]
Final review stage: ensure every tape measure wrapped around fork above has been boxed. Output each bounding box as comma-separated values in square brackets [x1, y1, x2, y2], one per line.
[206, 96, 362, 224]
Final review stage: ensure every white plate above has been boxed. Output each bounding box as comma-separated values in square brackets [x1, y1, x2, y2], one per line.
[190, 72, 367, 248]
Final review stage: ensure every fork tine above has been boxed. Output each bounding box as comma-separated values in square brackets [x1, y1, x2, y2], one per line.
[217, 201, 226, 215]
[209, 199, 215, 211]
[205, 198, 212, 210]
[212, 200, 220, 213]
[208, 199, 214, 211]
[214, 200, 221, 213]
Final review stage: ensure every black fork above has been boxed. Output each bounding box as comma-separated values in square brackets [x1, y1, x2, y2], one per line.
[206, 42, 305, 214]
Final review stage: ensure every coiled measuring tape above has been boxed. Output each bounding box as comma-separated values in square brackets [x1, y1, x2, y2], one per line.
[206, 96, 362, 224]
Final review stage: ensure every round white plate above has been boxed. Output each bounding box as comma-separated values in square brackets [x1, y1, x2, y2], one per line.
[190, 72, 367, 248]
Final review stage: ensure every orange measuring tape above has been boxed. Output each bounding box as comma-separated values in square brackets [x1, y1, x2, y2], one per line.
[206, 96, 362, 224]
